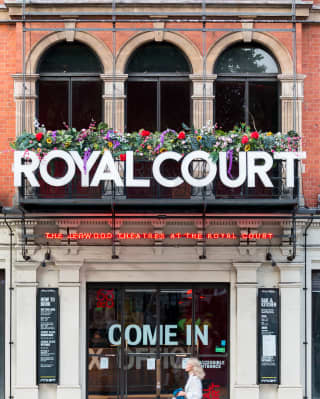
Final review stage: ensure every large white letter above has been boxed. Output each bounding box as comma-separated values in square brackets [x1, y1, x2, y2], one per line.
[195, 325, 208, 346]
[219, 152, 247, 188]
[39, 150, 75, 187]
[91, 150, 123, 187]
[247, 151, 273, 188]
[181, 151, 217, 187]
[165, 325, 178, 345]
[143, 325, 157, 345]
[108, 324, 121, 345]
[13, 150, 40, 187]
[125, 324, 142, 346]
[126, 151, 150, 187]
[152, 151, 183, 188]
[273, 151, 306, 188]
[71, 151, 100, 187]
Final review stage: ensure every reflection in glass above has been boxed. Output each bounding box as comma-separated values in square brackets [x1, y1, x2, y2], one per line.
[249, 82, 278, 132]
[215, 82, 245, 131]
[87, 287, 120, 398]
[214, 44, 279, 74]
[196, 287, 228, 356]
[126, 42, 190, 73]
[38, 81, 68, 130]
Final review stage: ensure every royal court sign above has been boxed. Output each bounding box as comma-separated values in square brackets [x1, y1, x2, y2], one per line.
[13, 150, 306, 189]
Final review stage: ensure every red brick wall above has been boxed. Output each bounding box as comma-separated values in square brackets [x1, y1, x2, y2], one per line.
[302, 24, 320, 207]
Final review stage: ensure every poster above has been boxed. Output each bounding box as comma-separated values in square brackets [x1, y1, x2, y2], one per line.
[258, 288, 280, 384]
[37, 288, 59, 384]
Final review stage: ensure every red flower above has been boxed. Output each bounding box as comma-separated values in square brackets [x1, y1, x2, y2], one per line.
[251, 131, 259, 140]
[35, 132, 43, 141]
[140, 130, 150, 137]
[120, 153, 126, 161]
[241, 135, 249, 144]
[178, 131, 186, 140]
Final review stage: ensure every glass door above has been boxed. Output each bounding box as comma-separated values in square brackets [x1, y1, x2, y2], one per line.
[87, 284, 229, 399]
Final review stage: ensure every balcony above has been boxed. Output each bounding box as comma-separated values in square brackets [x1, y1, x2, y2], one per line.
[18, 158, 300, 212]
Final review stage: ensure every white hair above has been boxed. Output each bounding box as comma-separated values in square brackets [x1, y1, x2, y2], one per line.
[187, 358, 205, 380]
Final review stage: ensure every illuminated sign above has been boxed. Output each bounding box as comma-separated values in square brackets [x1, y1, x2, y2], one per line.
[45, 232, 273, 240]
[13, 150, 305, 188]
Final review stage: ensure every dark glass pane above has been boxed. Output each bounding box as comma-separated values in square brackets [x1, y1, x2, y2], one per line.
[38, 41, 103, 73]
[0, 271, 4, 399]
[38, 80, 68, 129]
[313, 272, 320, 399]
[87, 287, 120, 398]
[161, 81, 190, 131]
[200, 357, 228, 399]
[124, 289, 157, 396]
[249, 81, 278, 132]
[127, 81, 157, 131]
[195, 287, 228, 356]
[215, 81, 245, 130]
[72, 81, 102, 129]
[214, 44, 279, 74]
[126, 42, 190, 73]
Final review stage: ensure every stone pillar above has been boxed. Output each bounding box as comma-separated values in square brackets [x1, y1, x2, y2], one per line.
[277, 263, 303, 399]
[278, 74, 305, 134]
[190, 74, 216, 129]
[233, 262, 261, 399]
[56, 262, 83, 399]
[14, 262, 39, 399]
[12, 74, 39, 135]
[101, 73, 128, 132]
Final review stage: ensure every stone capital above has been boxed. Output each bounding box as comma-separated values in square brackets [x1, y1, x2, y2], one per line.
[233, 262, 261, 283]
[276, 262, 303, 284]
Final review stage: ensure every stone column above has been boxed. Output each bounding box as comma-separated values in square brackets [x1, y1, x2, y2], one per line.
[56, 262, 83, 399]
[190, 74, 216, 129]
[233, 262, 261, 399]
[278, 74, 305, 134]
[12, 74, 39, 135]
[277, 263, 303, 399]
[101, 73, 128, 132]
[14, 262, 39, 399]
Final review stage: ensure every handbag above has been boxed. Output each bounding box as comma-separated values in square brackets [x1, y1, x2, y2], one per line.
[173, 387, 183, 398]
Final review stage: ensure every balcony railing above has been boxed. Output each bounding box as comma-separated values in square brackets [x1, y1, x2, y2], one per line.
[18, 159, 300, 210]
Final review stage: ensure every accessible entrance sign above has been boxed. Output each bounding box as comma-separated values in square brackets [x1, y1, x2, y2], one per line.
[258, 288, 280, 384]
[37, 288, 59, 384]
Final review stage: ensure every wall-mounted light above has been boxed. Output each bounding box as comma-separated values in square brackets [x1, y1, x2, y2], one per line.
[266, 251, 276, 267]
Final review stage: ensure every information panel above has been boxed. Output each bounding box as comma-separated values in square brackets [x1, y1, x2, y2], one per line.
[258, 288, 280, 384]
[37, 288, 59, 384]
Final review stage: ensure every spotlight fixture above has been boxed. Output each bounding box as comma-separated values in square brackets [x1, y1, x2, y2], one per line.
[40, 260, 46, 268]
[266, 251, 276, 267]
[22, 254, 31, 261]
[45, 246, 51, 261]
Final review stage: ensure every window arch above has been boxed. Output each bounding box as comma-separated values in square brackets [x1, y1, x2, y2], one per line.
[214, 43, 280, 132]
[125, 42, 191, 132]
[37, 41, 103, 130]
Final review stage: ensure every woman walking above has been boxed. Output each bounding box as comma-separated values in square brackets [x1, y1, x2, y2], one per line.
[176, 358, 205, 399]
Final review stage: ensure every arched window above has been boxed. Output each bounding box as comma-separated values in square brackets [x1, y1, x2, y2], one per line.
[214, 43, 280, 132]
[37, 41, 103, 130]
[126, 42, 191, 132]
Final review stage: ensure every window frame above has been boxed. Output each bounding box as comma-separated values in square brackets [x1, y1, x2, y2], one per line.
[37, 72, 103, 129]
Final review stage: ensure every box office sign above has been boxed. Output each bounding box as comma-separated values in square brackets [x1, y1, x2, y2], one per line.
[13, 150, 306, 188]
[37, 288, 59, 384]
[258, 288, 280, 385]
